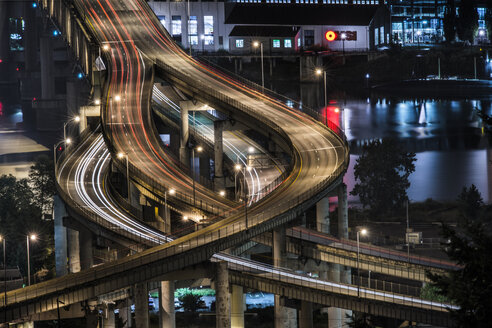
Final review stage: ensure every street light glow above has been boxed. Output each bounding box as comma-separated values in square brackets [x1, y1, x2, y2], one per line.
[246, 166, 252, 171]
[66, 138, 71, 144]
[30, 234, 36, 241]
[235, 164, 242, 171]
[248, 146, 255, 153]
[74, 116, 80, 122]
[183, 216, 188, 221]
[102, 44, 110, 51]
[219, 190, 225, 196]
[360, 228, 367, 236]
[94, 99, 101, 105]
[253, 41, 259, 48]
[114, 95, 121, 102]
[341, 33, 347, 39]
[315, 68, 322, 75]
[169, 188, 176, 195]
[196, 146, 203, 152]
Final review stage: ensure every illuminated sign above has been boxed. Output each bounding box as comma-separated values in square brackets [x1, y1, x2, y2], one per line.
[325, 30, 337, 41]
[325, 30, 357, 41]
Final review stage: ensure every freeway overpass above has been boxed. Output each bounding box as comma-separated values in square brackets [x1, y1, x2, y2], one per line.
[0, 0, 456, 327]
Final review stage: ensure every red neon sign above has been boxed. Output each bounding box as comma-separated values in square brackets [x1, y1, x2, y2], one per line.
[325, 30, 337, 41]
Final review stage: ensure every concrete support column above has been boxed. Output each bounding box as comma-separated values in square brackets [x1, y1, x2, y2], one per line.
[316, 197, 330, 234]
[118, 298, 133, 328]
[135, 283, 149, 328]
[273, 227, 296, 328]
[215, 261, 230, 328]
[103, 304, 116, 328]
[54, 195, 68, 277]
[67, 228, 81, 273]
[326, 266, 342, 328]
[85, 300, 99, 328]
[337, 184, 348, 239]
[79, 227, 93, 270]
[40, 36, 55, 99]
[214, 121, 224, 190]
[231, 285, 244, 328]
[179, 106, 189, 165]
[159, 281, 175, 328]
[299, 301, 313, 328]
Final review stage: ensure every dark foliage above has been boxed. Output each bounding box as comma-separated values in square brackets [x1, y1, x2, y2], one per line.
[350, 138, 416, 216]
[443, 0, 457, 43]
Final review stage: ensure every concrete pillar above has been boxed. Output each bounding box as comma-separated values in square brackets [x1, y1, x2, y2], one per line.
[337, 183, 348, 239]
[159, 281, 175, 328]
[54, 195, 68, 277]
[135, 283, 149, 328]
[273, 227, 296, 328]
[231, 285, 244, 328]
[40, 36, 55, 99]
[326, 266, 342, 328]
[85, 300, 99, 328]
[215, 261, 230, 328]
[214, 121, 224, 190]
[299, 301, 313, 328]
[103, 304, 116, 328]
[118, 298, 133, 328]
[316, 197, 330, 234]
[79, 227, 93, 270]
[179, 106, 189, 165]
[67, 228, 81, 273]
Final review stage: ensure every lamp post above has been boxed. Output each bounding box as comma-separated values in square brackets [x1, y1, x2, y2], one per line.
[26, 234, 36, 286]
[341, 32, 346, 56]
[118, 152, 130, 201]
[234, 163, 242, 200]
[315, 68, 327, 125]
[1, 235, 6, 319]
[356, 228, 367, 297]
[253, 41, 264, 89]
[63, 115, 80, 147]
[165, 188, 175, 222]
[192, 146, 203, 207]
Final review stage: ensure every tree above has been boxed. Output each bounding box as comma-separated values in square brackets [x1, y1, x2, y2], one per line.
[427, 186, 492, 327]
[456, 0, 478, 43]
[350, 138, 416, 216]
[443, 0, 457, 43]
[178, 293, 203, 312]
[28, 155, 55, 218]
[346, 312, 374, 328]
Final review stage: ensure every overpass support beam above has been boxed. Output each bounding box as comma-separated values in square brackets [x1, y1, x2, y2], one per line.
[214, 121, 225, 190]
[54, 195, 68, 277]
[68, 228, 81, 273]
[80, 227, 93, 270]
[159, 281, 175, 328]
[316, 197, 330, 234]
[118, 298, 133, 328]
[231, 285, 244, 328]
[179, 106, 189, 165]
[103, 304, 116, 328]
[273, 227, 296, 328]
[135, 283, 149, 328]
[337, 183, 348, 239]
[299, 301, 313, 328]
[215, 261, 230, 328]
[40, 36, 55, 99]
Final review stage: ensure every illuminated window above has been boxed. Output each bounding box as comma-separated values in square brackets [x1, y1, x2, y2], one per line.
[297, 38, 301, 47]
[273, 39, 280, 48]
[189, 16, 198, 45]
[374, 27, 379, 45]
[380, 26, 384, 44]
[9, 18, 25, 51]
[236, 39, 244, 48]
[284, 39, 292, 48]
[172, 15, 181, 36]
[204, 16, 214, 45]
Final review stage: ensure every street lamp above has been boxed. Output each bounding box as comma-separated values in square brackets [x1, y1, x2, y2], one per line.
[341, 32, 346, 56]
[0, 235, 6, 319]
[192, 146, 203, 207]
[26, 234, 36, 286]
[315, 68, 327, 125]
[253, 41, 264, 89]
[118, 152, 130, 201]
[356, 228, 367, 297]
[165, 188, 175, 222]
[63, 115, 81, 146]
